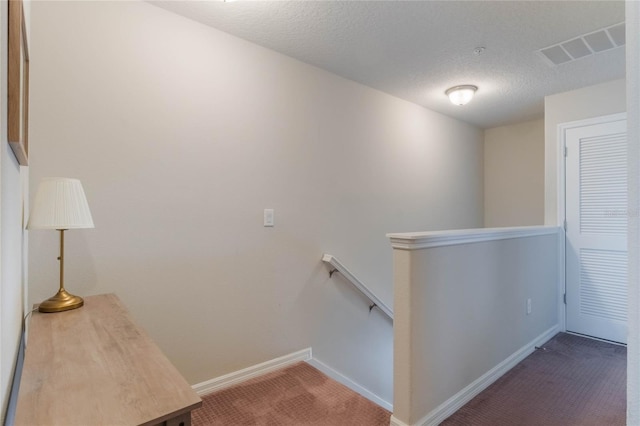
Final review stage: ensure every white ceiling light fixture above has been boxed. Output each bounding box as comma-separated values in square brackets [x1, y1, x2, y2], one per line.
[445, 85, 478, 106]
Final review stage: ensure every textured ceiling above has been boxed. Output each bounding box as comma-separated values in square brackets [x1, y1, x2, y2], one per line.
[149, 1, 625, 129]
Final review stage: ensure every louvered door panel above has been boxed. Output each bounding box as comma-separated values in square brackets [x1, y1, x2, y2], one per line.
[579, 249, 627, 322]
[565, 116, 627, 344]
[580, 134, 627, 235]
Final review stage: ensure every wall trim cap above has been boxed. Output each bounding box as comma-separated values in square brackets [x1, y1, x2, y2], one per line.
[387, 225, 559, 250]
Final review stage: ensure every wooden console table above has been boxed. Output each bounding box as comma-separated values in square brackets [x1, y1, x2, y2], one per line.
[15, 294, 202, 425]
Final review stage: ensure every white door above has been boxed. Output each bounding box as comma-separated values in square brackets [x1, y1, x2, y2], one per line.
[565, 116, 627, 344]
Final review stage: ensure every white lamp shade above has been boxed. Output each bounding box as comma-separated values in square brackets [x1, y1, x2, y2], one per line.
[446, 85, 478, 106]
[27, 178, 94, 230]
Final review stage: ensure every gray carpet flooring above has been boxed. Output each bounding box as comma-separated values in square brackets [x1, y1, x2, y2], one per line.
[442, 332, 626, 426]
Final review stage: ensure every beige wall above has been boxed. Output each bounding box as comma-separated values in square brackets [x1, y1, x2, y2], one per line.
[544, 79, 626, 225]
[484, 119, 544, 227]
[1, 0, 30, 421]
[390, 228, 559, 425]
[28, 1, 483, 404]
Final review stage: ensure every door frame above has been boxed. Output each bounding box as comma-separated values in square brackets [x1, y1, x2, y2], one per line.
[556, 112, 627, 334]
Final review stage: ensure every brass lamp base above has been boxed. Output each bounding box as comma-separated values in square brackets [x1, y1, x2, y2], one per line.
[38, 289, 84, 313]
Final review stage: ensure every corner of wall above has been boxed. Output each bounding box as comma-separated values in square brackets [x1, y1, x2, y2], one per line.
[544, 78, 626, 226]
[625, 1, 640, 423]
[1, 0, 30, 419]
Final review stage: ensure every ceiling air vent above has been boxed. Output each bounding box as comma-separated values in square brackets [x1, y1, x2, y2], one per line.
[537, 22, 625, 67]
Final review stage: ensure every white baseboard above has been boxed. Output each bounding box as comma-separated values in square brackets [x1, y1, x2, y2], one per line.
[191, 347, 393, 414]
[390, 415, 410, 426]
[410, 324, 561, 426]
[307, 357, 393, 412]
[190, 325, 560, 426]
[192, 348, 312, 396]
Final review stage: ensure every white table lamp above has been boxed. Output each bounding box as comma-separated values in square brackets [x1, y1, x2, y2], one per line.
[27, 177, 94, 313]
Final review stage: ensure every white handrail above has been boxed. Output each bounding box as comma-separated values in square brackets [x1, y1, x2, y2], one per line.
[322, 254, 393, 321]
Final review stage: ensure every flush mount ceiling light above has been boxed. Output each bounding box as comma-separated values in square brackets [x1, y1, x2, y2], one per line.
[445, 85, 478, 106]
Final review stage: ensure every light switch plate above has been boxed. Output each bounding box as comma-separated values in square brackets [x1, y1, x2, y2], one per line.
[264, 209, 274, 227]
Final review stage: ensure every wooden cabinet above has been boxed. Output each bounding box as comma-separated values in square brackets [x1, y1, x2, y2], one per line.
[15, 294, 202, 425]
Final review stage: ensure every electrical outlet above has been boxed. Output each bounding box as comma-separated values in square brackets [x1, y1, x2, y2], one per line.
[527, 298, 532, 315]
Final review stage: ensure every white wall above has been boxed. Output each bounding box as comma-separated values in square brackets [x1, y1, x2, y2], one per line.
[28, 0, 483, 405]
[389, 227, 559, 425]
[626, 0, 639, 422]
[544, 79, 626, 225]
[0, 0, 30, 420]
[484, 118, 544, 227]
